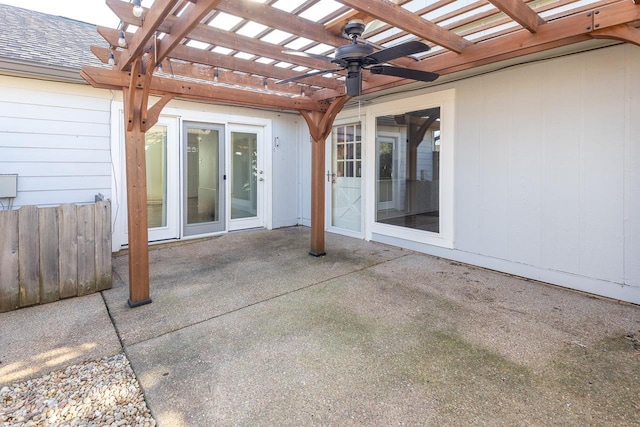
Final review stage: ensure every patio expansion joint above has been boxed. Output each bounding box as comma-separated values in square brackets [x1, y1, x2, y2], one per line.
[103, 268, 129, 353]
[128, 252, 412, 347]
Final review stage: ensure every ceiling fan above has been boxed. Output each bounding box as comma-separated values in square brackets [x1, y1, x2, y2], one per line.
[276, 20, 439, 96]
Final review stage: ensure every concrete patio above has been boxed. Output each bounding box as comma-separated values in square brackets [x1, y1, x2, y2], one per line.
[2, 227, 639, 426]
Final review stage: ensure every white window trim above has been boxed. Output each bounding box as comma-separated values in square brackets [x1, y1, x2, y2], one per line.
[365, 89, 455, 249]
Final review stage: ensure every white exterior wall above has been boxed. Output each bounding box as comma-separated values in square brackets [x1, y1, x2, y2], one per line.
[272, 113, 305, 229]
[0, 76, 112, 208]
[315, 44, 639, 304]
[298, 124, 312, 228]
[453, 44, 639, 303]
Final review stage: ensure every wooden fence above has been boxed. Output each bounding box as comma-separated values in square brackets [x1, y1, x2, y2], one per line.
[0, 201, 112, 313]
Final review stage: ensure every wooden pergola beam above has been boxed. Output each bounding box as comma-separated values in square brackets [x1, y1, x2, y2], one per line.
[338, 0, 472, 53]
[591, 22, 640, 45]
[156, 0, 222, 64]
[92, 45, 327, 95]
[117, 0, 182, 71]
[108, 0, 333, 72]
[218, 0, 347, 49]
[428, 0, 640, 74]
[168, 45, 342, 91]
[97, 27, 341, 91]
[217, 0, 415, 68]
[487, 0, 546, 33]
[81, 66, 329, 112]
[311, 0, 640, 100]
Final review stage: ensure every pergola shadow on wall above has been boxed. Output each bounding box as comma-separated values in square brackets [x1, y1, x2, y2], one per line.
[81, 0, 640, 307]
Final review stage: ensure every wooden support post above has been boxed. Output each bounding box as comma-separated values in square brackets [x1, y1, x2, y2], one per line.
[300, 96, 349, 257]
[121, 55, 169, 308]
[123, 85, 152, 307]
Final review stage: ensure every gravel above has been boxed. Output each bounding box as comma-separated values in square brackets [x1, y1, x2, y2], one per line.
[0, 353, 156, 426]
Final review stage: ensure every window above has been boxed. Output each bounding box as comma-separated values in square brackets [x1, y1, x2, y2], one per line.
[375, 107, 441, 233]
[366, 89, 454, 248]
[334, 124, 362, 178]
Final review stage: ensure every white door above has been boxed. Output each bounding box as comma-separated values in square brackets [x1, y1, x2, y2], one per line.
[122, 117, 180, 243]
[327, 122, 363, 235]
[229, 124, 265, 231]
[183, 122, 226, 236]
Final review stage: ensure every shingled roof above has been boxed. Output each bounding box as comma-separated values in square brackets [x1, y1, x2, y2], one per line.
[0, 4, 108, 82]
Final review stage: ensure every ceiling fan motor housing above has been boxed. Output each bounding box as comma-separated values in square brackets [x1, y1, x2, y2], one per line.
[332, 43, 375, 66]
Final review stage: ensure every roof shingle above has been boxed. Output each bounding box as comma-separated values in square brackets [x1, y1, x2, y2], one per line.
[0, 4, 107, 72]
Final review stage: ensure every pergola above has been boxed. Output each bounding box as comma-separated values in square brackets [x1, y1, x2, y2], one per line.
[81, 0, 640, 307]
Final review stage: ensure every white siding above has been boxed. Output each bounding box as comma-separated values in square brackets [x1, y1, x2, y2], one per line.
[325, 43, 639, 304]
[272, 113, 304, 228]
[299, 124, 312, 227]
[455, 45, 634, 294]
[0, 76, 112, 208]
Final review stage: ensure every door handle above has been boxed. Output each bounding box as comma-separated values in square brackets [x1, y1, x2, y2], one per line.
[326, 170, 336, 182]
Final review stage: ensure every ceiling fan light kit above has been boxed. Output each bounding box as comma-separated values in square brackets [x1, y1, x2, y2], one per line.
[277, 19, 439, 97]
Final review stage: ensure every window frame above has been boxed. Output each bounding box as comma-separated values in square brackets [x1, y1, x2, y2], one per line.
[365, 89, 455, 249]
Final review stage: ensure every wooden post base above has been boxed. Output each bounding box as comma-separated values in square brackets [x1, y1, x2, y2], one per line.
[128, 298, 153, 308]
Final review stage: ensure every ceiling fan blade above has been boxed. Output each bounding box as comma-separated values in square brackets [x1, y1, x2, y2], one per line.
[283, 50, 333, 62]
[366, 41, 430, 64]
[369, 65, 439, 82]
[276, 68, 343, 85]
[345, 71, 362, 97]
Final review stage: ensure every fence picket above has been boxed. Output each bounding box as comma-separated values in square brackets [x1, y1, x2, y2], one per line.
[77, 204, 96, 296]
[19, 205, 40, 307]
[95, 201, 112, 291]
[59, 204, 78, 299]
[0, 210, 19, 312]
[39, 207, 60, 303]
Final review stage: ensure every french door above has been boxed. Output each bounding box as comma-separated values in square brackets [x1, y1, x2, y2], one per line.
[183, 122, 225, 236]
[229, 125, 264, 230]
[121, 117, 180, 244]
[327, 122, 363, 235]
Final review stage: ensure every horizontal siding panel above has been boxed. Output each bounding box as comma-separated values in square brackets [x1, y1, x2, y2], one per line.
[0, 162, 112, 177]
[17, 176, 110, 192]
[0, 83, 110, 111]
[0, 133, 109, 150]
[1, 147, 111, 163]
[12, 190, 110, 208]
[0, 117, 109, 137]
[0, 102, 110, 125]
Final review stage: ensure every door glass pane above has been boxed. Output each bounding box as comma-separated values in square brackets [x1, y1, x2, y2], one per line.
[378, 140, 393, 204]
[331, 123, 362, 232]
[231, 132, 258, 219]
[375, 107, 440, 233]
[145, 125, 167, 228]
[186, 127, 219, 225]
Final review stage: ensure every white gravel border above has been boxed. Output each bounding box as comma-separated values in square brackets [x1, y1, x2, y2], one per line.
[1, 353, 156, 426]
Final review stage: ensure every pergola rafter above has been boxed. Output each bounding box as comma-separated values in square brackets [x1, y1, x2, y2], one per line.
[486, 0, 546, 33]
[82, 0, 640, 306]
